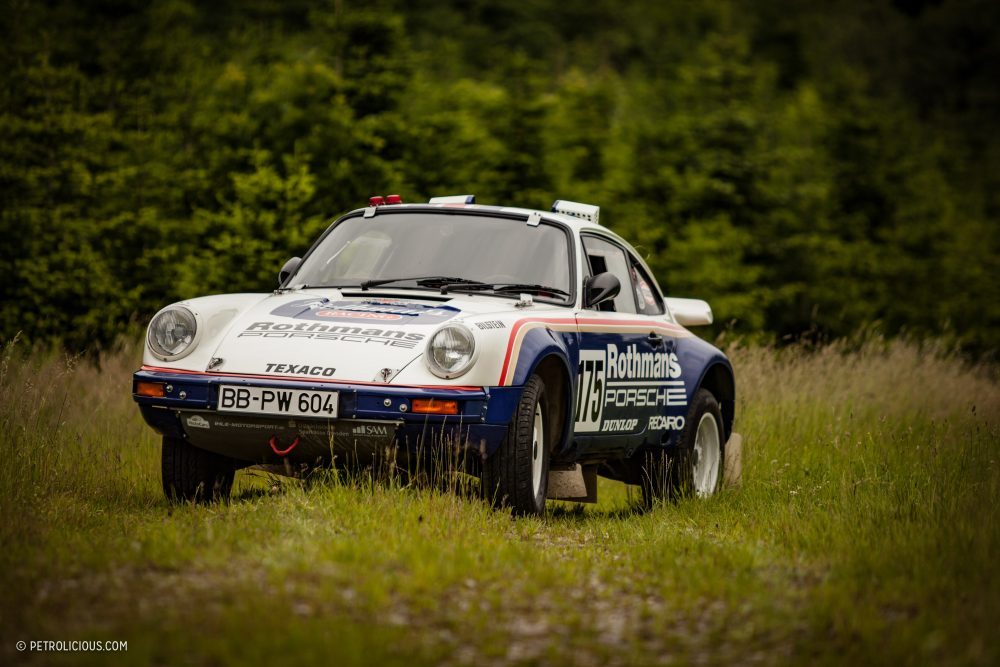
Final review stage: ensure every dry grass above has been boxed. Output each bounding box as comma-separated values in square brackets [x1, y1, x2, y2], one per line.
[1, 335, 998, 666]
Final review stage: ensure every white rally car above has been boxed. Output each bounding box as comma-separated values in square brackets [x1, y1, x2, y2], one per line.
[133, 196, 737, 514]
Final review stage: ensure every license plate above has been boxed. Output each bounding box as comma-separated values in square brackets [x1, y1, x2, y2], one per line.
[217, 385, 339, 418]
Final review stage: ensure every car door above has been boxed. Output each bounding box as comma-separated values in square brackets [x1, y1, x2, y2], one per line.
[622, 251, 690, 445]
[572, 234, 665, 457]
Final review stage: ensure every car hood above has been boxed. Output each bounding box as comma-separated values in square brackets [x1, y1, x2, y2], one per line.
[202, 290, 518, 384]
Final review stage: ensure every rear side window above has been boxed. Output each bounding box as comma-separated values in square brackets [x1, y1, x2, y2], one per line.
[629, 258, 664, 315]
[582, 235, 636, 314]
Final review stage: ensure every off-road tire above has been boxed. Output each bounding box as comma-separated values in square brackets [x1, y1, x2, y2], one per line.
[482, 374, 549, 516]
[162, 435, 237, 503]
[641, 388, 724, 507]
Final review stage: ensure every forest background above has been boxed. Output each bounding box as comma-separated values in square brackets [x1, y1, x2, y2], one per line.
[2, 0, 998, 353]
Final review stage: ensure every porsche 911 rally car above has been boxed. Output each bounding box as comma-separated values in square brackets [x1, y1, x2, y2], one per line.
[133, 195, 737, 514]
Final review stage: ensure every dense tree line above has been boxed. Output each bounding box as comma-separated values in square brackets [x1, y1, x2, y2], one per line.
[1, 0, 998, 351]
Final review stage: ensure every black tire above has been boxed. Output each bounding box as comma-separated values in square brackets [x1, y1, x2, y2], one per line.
[641, 388, 724, 507]
[482, 374, 550, 516]
[162, 435, 237, 503]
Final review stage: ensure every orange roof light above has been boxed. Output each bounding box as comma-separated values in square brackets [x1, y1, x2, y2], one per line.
[136, 381, 166, 398]
[411, 399, 459, 415]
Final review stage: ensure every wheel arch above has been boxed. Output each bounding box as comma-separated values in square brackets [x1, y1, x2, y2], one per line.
[696, 362, 735, 441]
[525, 352, 574, 456]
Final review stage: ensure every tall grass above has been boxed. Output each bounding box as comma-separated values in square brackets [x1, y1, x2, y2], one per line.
[0, 336, 997, 666]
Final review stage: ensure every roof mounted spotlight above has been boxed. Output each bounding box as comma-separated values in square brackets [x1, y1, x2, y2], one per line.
[551, 200, 600, 224]
[429, 195, 476, 205]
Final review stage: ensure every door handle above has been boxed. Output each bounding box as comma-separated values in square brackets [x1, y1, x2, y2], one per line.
[648, 332, 674, 352]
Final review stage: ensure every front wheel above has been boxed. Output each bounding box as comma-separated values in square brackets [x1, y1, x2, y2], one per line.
[482, 375, 550, 516]
[641, 388, 724, 506]
[162, 436, 237, 503]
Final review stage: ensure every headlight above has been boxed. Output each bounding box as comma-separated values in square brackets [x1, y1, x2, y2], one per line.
[147, 306, 199, 360]
[425, 323, 477, 379]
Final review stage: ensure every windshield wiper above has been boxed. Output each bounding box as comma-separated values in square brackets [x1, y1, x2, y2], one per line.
[440, 282, 571, 298]
[358, 276, 487, 291]
[491, 283, 570, 297]
[299, 277, 569, 298]
[298, 284, 355, 290]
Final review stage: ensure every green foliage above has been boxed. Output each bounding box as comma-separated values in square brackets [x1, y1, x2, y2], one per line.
[0, 0, 997, 351]
[180, 150, 328, 296]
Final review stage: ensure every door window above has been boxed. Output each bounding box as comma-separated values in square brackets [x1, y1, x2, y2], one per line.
[582, 236, 636, 313]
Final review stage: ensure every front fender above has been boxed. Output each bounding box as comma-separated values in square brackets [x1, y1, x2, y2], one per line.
[507, 327, 576, 387]
[143, 293, 270, 372]
[510, 327, 577, 454]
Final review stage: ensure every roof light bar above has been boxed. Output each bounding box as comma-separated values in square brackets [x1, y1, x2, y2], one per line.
[385, 194, 403, 204]
[429, 195, 476, 205]
[551, 200, 600, 224]
[369, 196, 385, 207]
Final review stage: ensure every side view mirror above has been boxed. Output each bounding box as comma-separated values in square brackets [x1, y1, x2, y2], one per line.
[664, 297, 713, 326]
[278, 256, 302, 286]
[585, 272, 621, 308]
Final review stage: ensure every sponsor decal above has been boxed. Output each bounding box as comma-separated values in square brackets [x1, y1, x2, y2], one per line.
[574, 350, 605, 433]
[574, 343, 688, 434]
[315, 310, 401, 320]
[604, 385, 685, 408]
[213, 419, 272, 430]
[606, 344, 682, 380]
[603, 418, 638, 432]
[353, 423, 390, 437]
[239, 322, 425, 349]
[633, 270, 659, 308]
[475, 320, 506, 330]
[270, 298, 459, 325]
[605, 344, 686, 408]
[186, 414, 210, 429]
[649, 415, 685, 431]
[264, 363, 336, 377]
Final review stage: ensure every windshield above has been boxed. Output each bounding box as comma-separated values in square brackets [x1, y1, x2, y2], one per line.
[292, 212, 574, 303]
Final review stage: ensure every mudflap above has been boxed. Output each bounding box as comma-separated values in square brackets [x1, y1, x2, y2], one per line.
[724, 432, 743, 488]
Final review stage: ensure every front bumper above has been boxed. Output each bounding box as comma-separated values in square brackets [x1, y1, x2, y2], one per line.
[132, 368, 521, 465]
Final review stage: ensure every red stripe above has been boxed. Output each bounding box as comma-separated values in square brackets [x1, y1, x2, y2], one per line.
[497, 318, 575, 386]
[139, 365, 483, 392]
[496, 317, 687, 386]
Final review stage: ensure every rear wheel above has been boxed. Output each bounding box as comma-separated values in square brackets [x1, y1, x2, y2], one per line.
[482, 374, 549, 516]
[162, 436, 237, 503]
[641, 388, 724, 506]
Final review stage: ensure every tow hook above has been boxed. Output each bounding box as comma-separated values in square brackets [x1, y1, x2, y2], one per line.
[269, 435, 300, 456]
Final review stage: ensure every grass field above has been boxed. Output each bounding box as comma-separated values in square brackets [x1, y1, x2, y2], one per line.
[1, 337, 998, 666]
